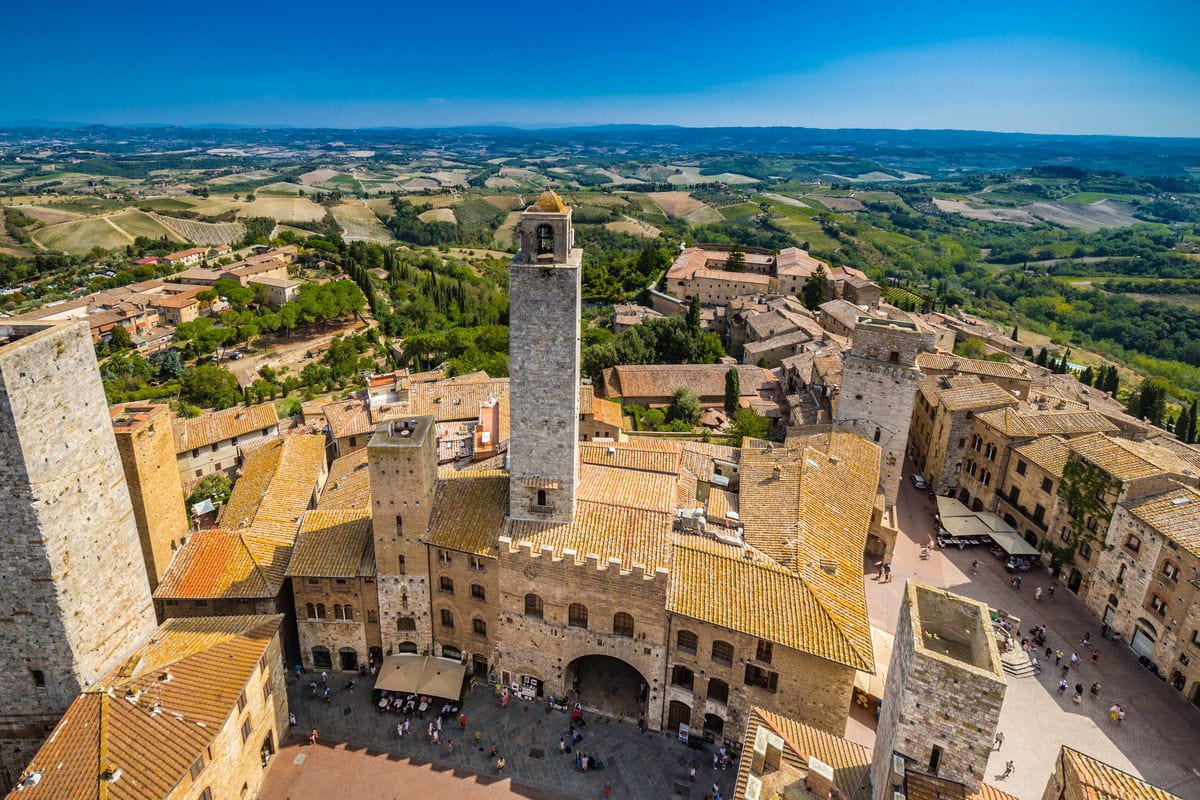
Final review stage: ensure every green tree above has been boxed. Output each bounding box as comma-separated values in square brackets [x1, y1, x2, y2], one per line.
[954, 337, 990, 360]
[686, 295, 701, 335]
[724, 368, 740, 414]
[1035, 347, 1049, 367]
[724, 247, 746, 272]
[728, 407, 770, 443]
[666, 387, 700, 427]
[106, 324, 134, 352]
[187, 473, 232, 508]
[214, 278, 254, 311]
[1127, 377, 1170, 426]
[149, 349, 185, 381]
[180, 364, 242, 409]
[1010, 324, 1019, 341]
[802, 265, 830, 311]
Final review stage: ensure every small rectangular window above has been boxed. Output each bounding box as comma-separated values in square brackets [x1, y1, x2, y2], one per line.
[1016, 460, 1027, 476]
[236, 690, 246, 712]
[190, 756, 205, 780]
[241, 717, 251, 743]
[29, 669, 45, 688]
[262, 680, 272, 702]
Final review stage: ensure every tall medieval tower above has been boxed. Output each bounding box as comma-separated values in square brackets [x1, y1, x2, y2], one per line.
[834, 317, 934, 509]
[369, 415, 438, 654]
[870, 582, 1006, 800]
[110, 403, 189, 589]
[0, 321, 157, 790]
[507, 191, 581, 523]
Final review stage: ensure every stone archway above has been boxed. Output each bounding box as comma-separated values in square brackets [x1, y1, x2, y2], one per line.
[565, 654, 648, 722]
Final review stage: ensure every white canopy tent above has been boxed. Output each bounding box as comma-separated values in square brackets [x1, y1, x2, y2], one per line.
[373, 655, 466, 700]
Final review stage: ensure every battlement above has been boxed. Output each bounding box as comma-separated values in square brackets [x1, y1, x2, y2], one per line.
[497, 535, 670, 585]
[849, 317, 936, 367]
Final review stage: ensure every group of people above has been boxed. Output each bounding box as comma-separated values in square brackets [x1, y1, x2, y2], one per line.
[377, 691, 441, 718]
[556, 705, 607, 774]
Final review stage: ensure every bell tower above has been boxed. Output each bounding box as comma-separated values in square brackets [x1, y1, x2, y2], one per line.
[508, 191, 581, 523]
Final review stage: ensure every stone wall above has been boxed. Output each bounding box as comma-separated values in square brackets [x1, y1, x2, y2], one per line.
[493, 538, 669, 729]
[174, 425, 280, 484]
[663, 617, 856, 743]
[112, 403, 188, 588]
[508, 255, 582, 523]
[870, 583, 1005, 800]
[429, 551, 499, 672]
[293, 576, 382, 671]
[370, 417, 438, 655]
[0, 321, 157, 789]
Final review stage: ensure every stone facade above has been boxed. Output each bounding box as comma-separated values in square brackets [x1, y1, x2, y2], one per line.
[493, 538, 670, 730]
[663, 618, 856, 743]
[111, 403, 189, 589]
[0, 321, 157, 790]
[508, 200, 582, 524]
[870, 582, 1006, 800]
[429, 549, 498, 675]
[835, 319, 935, 507]
[370, 417, 438, 656]
[294, 576, 382, 671]
[908, 385, 1018, 496]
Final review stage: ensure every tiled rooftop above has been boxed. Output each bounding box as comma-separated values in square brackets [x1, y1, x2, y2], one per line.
[917, 353, 1030, 381]
[172, 401, 280, 453]
[288, 508, 374, 578]
[1012, 436, 1071, 477]
[1067, 433, 1200, 482]
[1127, 486, 1200, 559]
[1059, 746, 1182, 800]
[733, 706, 872, 800]
[975, 407, 1119, 438]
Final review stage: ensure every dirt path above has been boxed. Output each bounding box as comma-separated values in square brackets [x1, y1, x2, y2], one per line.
[102, 215, 136, 243]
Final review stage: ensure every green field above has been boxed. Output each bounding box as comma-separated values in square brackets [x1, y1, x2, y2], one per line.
[1060, 191, 1146, 204]
[718, 203, 762, 220]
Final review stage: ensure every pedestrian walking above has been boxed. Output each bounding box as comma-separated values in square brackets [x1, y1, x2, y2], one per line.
[308, 728, 319, 746]
[1048, 585, 1055, 601]
[690, 766, 697, 782]
[1015, 576, 1022, 590]
[1054, 650, 1063, 665]
[1090, 682, 1100, 697]
[1057, 679, 1069, 695]
[491, 743, 499, 759]
[474, 730, 481, 747]
[560, 737, 568, 754]
[1001, 760, 1014, 779]
[1061, 664, 1070, 679]
[713, 783, 720, 798]
[460, 713, 468, 729]
[427, 722, 434, 739]
[496, 757, 506, 773]
[603, 780, 612, 798]
[994, 732, 1004, 750]
[435, 716, 443, 733]
[321, 671, 328, 685]
[1092, 650, 1101, 663]
[1034, 587, 1043, 601]
[397, 722, 404, 739]
[1070, 652, 1081, 667]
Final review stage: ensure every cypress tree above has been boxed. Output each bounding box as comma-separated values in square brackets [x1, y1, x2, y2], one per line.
[1036, 347, 1048, 367]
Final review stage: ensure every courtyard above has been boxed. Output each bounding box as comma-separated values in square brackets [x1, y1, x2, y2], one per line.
[268, 679, 738, 800]
[863, 463, 1200, 800]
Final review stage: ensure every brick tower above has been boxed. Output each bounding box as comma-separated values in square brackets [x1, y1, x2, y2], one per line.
[369, 415, 438, 654]
[110, 403, 189, 589]
[0, 321, 157, 790]
[507, 191, 582, 523]
[834, 316, 935, 508]
[870, 581, 1006, 800]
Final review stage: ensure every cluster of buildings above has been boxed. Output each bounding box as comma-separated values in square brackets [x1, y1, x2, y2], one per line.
[0, 193, 1189, 800]
[5, 245, 301, 354]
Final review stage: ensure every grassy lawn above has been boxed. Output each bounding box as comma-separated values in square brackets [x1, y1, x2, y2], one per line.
[719, 203, 761, 220]
[1060, 191, 1145, 204]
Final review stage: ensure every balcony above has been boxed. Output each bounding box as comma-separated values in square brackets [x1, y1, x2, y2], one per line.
[528, 503, 556, 515]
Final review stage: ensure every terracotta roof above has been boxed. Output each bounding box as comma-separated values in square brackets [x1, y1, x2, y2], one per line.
[1067, 433, 1200, 482]
[603, 363, 775, 401]
[154, 436, 326, 600]
[323, 397, 374, 439]
[580, 440, 681, 474]
[507, 501, 674, 573]
[939, 382, 1019, 412]
[172, 402, 280, 452]
[971, 785, 1022, 800]
[578, 463, 678, 513]
[975, 408, 1118, 439]
[317, 449, 371, 510]
[164, 246, 208, 260]
[1013, 436, 1071, 477]
[288, 509, 374, 578]
[733, 707, 872, 800]
[423, 475, 509, 557]
[775, 247, 836, 278]
[1059, 746, 1182, 800]
[12, 615, 282, 800]
[593, 396, 623, 429]
[1126, 487, 1200, 559]
[411, 377, 509, 423]
[917, 352, 1029, 381]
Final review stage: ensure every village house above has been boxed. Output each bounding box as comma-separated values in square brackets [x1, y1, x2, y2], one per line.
[600, 363, 782, 416]
[172, 401, 282, 482]
[7, 615, 289, 800]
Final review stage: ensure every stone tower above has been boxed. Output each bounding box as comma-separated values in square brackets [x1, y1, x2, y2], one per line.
[870, 581, 1006, 800]
[0, 321, 157, 790]
[110, 403, 188, 589]
[834, 316, 934, 509]
[508, 191, 582, 523]
[369, 415, 438, 654]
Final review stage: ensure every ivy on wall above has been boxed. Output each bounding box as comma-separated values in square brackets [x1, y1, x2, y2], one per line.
[1047, 458, 1119, 562]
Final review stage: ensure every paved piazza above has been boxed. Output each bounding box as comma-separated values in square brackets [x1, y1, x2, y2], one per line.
[270, 680, 738, 800]
[262, 460, 1200, 800]
[864, 464, 1200, 800]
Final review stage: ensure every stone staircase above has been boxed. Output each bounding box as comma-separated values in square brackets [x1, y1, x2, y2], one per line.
[1001, 649, 1037, 678]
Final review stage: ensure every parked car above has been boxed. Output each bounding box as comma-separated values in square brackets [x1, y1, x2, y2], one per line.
[910, 473, 928, 490]
[229, 350, 245, 360]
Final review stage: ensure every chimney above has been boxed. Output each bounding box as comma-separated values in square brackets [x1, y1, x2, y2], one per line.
[806, 756, 834, 799]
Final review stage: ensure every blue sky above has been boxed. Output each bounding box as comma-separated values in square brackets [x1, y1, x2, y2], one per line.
[5, 0, 1200, 135]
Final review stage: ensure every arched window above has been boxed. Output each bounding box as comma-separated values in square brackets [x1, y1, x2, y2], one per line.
[440, 609, 455, 629]
[397, 641, 418, 654]
[339, 605, 353, 621]
[711, 640, 733, 666]
[473, 618, 487, 637]
[525, 593, 544, 620]
[311, 646, 332, 669]
[613, 612, 634, 638]
[438, 576, 455, 594]
[676, 630, 698, 654]
[397, 616, 416, 632]
[305, 602, 315, 619]
[470, 583, 486, 601]
[315, 603, 326, 620]
[568, 603, 588, 629]
[671, 665, 694, 689]
[703, 713, 725, 736]
[442, 645, 462, 660]
[707, 678, 729, 704]
[535, 223, 554, 255]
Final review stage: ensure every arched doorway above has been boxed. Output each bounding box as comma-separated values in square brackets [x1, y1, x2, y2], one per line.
[312, 646, 332, 670]
[339, 647, 358, 671]
[1024, 530, 1038, 547]
[971, 498, 984, 512]
[703, 713, 725, 739]
[565, 654, 647, 721]
[1067, 569, 1083, 593]
[368, 647, 383, 667]
[397, 641, 418, 654]
[667, 700, 691, 735]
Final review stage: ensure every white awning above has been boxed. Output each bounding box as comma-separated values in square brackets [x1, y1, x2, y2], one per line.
[936, 495, 974, 519]
[985, 526, 1041, 557]
[373, 655, 466, 700]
